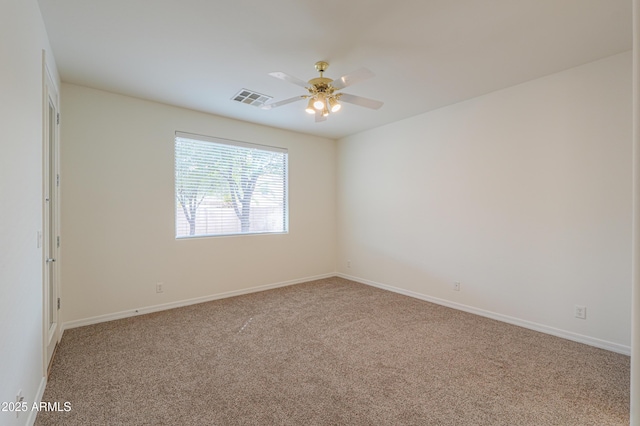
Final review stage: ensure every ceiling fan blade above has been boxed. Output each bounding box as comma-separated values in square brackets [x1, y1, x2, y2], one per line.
[268, 71, 309, 89]
[315, 111, 327, 123]
[339, 93, 384, 110]
[261, 96, 305, 110]
[330, 68, 375, 90]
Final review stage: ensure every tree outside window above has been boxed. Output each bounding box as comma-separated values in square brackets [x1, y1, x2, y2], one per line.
[175, 133, 288, 238]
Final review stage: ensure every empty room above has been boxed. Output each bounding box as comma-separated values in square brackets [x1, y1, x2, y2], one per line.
[2, 0, 640, 425]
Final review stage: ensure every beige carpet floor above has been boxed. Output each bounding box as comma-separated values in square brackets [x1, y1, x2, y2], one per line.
[36, 277, 630, 425]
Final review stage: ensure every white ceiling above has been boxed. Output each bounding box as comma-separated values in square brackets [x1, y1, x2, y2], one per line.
[37, 0, 632, 140]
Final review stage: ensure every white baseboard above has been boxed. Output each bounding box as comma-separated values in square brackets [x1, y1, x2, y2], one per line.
[25, 376, 46, 426]
[62, 271, 630, 356]
[337, 272, 631, 356]
[63, 273, 335, 331]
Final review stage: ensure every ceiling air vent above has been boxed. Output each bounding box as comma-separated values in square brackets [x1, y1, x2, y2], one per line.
[232, 89, 272, 107]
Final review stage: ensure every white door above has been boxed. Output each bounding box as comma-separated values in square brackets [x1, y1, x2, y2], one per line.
[43, 62, 60, 374]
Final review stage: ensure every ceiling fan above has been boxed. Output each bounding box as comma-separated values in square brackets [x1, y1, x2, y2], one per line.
[262, 61, 384, 122]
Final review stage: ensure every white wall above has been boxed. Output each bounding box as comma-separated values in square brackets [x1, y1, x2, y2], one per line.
[337, 52, 632, 353]
[0, 1, 59, 425]
[60, 84, 336, 324]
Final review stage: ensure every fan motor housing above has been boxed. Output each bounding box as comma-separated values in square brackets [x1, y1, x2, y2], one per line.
[308, 77, 333, 88]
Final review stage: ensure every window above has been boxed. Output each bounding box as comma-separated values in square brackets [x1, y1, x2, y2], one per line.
[175, 132, 288, 238]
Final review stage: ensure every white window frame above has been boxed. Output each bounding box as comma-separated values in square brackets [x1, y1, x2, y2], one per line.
[174, 131, 289, 239]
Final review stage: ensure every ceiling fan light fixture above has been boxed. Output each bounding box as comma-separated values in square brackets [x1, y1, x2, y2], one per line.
[313, 93, 326, 110]
[328, 97, 341, 112]
[266, 61, 383, 121]
[305, 98, 316, 114]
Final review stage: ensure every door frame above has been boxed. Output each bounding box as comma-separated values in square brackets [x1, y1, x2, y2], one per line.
[42, 52, 61, 376]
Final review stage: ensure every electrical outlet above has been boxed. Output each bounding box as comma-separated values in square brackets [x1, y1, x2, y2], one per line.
[453, 282, 460, 291]
[575, 305, 586, 319]
[156, 282, 164, 293]
[347, 260, 351, 269]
